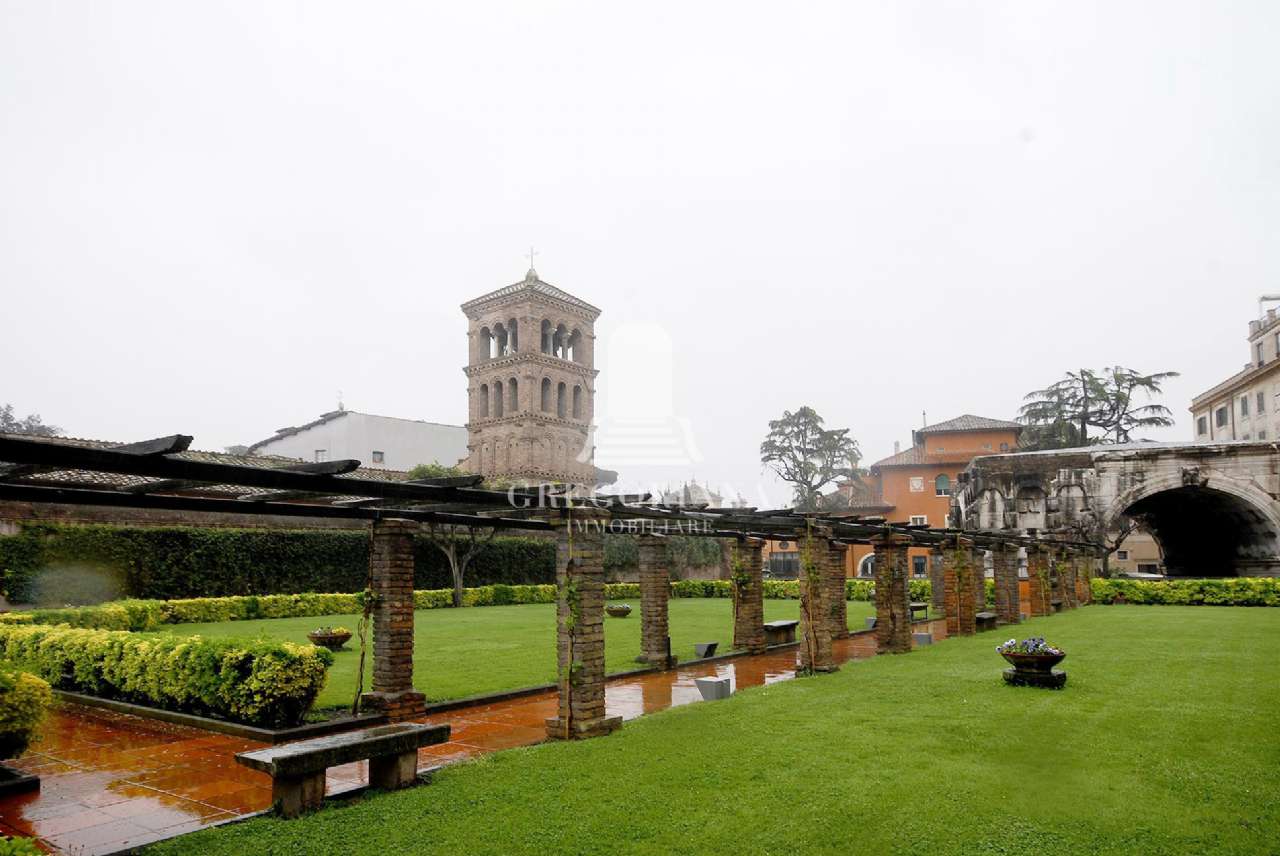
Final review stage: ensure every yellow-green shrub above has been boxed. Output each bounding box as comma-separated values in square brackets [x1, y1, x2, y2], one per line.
[0, 668, 52, 760]
[0, 624, 331, 728]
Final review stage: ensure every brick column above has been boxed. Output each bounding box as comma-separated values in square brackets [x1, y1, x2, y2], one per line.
[546, 508, 621, 740]
[928, 547, 946, 617]
[993, 543, 1021, 626]
[636, 534, 673, 667]
[1076, 553, 1094, 604]
[824, 541, 850, 640]
[942, 537, 975, 635]
[361, 518, 425, 721]
[798, 532, 836, 674]
[1026, 544, 1052, 617]
[732, 538, 766, 654]
[1061, 552, 1078, 609]
[873, 534, 912, 654]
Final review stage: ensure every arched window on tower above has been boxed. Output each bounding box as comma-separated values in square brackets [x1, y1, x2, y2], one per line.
[479, 384, 489, 417]
[493, 323, 508, 358]
[540, 377, 551, 411]
[478, 327, 493, 361]
[540, 320, 552, 354]
[556, 382, 566, 418]
[572, 385, 582, 419]
[509, 377, 518, 412]
[507, 318, 518, 354]
[553, 324, 568, 359]
[493, 380, 504, 418]
[568, 329, 582, 363]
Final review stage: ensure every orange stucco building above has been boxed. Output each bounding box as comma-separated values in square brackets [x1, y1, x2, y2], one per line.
[763, 415, 1022, 580]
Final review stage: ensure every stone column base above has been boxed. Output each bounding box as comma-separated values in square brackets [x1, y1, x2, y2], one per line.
[361, 690, 427, 722]
[545, 715, 622, 740]
[634, 652, 678, 669]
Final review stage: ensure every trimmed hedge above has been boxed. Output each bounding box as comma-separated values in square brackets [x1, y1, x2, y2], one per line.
[0, 522, 555, 604]
[0, 578, 996, 630]
[1091, 577, 1280, 606]
[0, 668, 52, 760]
[0, 624, 331, 727]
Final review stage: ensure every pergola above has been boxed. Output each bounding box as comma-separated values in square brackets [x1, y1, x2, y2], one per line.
[0, 434, 1100, 738]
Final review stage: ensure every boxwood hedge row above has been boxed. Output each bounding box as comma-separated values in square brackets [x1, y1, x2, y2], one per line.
[0, 623, 331, 727]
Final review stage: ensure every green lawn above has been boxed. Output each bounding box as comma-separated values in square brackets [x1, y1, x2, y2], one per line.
[164, 599, 876, 709]
[151, 606, 1280, 856]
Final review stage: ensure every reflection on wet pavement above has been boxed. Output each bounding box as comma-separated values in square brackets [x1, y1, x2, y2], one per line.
[0, 620, 947, 854]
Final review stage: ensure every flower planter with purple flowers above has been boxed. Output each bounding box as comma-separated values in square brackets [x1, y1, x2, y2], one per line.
[997, 637, 1067, 688]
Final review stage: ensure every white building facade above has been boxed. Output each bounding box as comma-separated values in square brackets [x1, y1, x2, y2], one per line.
[246, 410, 467, 471]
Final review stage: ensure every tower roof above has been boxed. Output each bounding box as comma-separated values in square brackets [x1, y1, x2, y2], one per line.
[461, 271, 601, 318]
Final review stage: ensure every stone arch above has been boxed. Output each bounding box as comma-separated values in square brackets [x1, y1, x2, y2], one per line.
[541, 377, 552, 412]
[494, 380, 504, 418]
[508, 377, 519, 413]
[568, 329, 583, 363]
[572, 385, 582, 419]
[556, 382, 567, 418]
[507, 318, 518, 353]
[1055, 484, 1088, 522]
[540, 320, 553, 354]
[976, 488, 1005, 530]
[1103, 472, 1280, 577]
[478, 327, 494, 360]
[479, 383, 489, 418]
[493, 323, 508, 357]
[553, 324, 568, 360]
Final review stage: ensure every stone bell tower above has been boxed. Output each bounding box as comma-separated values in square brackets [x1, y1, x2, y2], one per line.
[461, 265, 600, 485]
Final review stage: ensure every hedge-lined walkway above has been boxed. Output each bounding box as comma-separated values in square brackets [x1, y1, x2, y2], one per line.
[0, 620, 940, 854]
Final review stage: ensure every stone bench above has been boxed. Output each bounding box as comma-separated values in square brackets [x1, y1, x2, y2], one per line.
[763, 619, 799, 646]
[975, 611, 998, 631]
[237, 722, 450, 817]
[909, 602, 929, 621]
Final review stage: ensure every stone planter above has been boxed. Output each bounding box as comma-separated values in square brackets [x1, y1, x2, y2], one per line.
[605, 604, 632, 618]
[307, 629, 352, 651]
[1001, 651, 1067, 688]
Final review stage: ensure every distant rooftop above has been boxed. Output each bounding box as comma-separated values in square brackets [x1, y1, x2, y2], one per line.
[460, 269, 602, 317]
[916, 414, 1023, 435]
[246, 410, 463, 456]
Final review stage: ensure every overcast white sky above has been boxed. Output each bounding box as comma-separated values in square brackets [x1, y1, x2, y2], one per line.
[3, 1, 1278, 504]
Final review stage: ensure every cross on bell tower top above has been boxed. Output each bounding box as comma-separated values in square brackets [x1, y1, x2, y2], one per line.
[525, 246, 539, 282]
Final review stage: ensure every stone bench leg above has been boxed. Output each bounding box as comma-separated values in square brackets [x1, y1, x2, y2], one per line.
[274, 771, 326, 819]
[369, 750, 418, 790]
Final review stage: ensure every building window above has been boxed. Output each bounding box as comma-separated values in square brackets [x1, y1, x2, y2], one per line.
[1243, 433, 1252, 441]
[1137, 563, 1160, 574]
[1260, 430, 1268, 440]
[999, 442, 1009, 451]
[909, 515, 928, 526]
[1197, 416, 1208, 436]
[857, 554, 875, 578]
[1116, 550, 1129, 561]
[314, 449, 327, 462]
[935, 474, 951, 496]
[1216, 407, 1228, 427]
[982, 443, 991, 450]
[1241, 396, 1250, 416]
[912, 556, 927, 577]
[768, 551, 800, 579]
[1257, 342, 1265, 366]
[1259, 392, 1266, 414]
[909, 477, 924, 492]
[371, 451, 384, 464]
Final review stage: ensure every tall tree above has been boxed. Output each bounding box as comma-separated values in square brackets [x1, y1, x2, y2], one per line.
[1019, 367, 1178, 451]
[0, 404, 61, 438]
[1095, 366, 1180, 443]
[760, 406, 860, 511]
